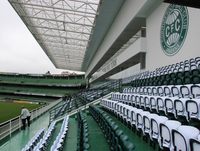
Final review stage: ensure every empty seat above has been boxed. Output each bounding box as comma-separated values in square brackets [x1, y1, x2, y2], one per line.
[180, 85, 191, 98]
[191, 85, 200, 98]
[164, 86, 172, 97]
[157, 86, 164, 96]
[156, 97, 165, 115]
[159, 120, 181, 150]
[144, 96, 151, 111]
[140, 96, 145, 109]
[171, 86, 180, 98]
[172, 126, 199, 151]
[150, 96, 157, 113]
[174, 98, 187, 122]
[185, 99, 200, 121]
[150, 115, 168, 141]
[190, 135, 200, 151]
[143, 113, 152, 137]
[136, 111, 150, 132]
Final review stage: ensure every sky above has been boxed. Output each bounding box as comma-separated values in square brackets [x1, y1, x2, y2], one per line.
[0, 1, 82, 74]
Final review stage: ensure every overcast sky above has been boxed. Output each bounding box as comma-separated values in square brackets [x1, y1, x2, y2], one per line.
[0, 1, 81, 74]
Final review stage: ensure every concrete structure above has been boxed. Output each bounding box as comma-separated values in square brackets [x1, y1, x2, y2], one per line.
[9, 0, 199, 83]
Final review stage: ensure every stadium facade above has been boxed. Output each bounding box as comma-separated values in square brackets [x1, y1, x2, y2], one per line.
[1, 1, 200, 151]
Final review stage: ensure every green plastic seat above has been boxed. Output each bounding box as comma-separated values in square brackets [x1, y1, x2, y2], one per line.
[192, 75, 200, 84]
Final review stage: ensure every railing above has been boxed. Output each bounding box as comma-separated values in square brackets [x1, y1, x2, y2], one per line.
[0, 99, 62, 141]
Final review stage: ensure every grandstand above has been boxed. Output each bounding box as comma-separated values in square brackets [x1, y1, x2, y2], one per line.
[0, 1, 200, 151]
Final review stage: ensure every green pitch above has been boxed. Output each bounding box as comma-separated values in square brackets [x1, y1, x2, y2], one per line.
[0, 101, 41, 124]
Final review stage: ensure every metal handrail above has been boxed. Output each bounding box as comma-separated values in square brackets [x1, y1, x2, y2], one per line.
[0, 99, 62, 141]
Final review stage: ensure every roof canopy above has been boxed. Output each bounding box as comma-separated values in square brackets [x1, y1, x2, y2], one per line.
[9, 0, 101, 71]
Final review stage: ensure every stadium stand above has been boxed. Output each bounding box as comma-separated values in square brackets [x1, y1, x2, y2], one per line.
[1, 1, 200, 151]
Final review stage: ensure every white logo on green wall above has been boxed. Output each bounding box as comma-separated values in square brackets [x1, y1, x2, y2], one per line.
[160, 4, 189, 56]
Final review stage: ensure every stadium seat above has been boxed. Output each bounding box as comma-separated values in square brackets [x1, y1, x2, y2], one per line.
[157, 86, 164, 96]
[191, 85, 200, 98]
[190, 135, 200, 151]
[171, 86, 180, 98]
[150, 115, 168, 141]
[172, 126, 199, 151]
[156, 97, 165, 115]
[144, 96, 151, 111]
[185, 99, 200, 121]
[136, 111, 150, 133]
[174, 98, 188, 123]
[150, 96, 157, 113]
[164, 86, 172, 97]
[159, 120, 181, 150]
[180, 85, 191, 98]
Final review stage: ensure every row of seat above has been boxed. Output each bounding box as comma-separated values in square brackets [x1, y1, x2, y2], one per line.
[50, 116, 69, 151]
[128, 57, 200, 87]
[21, 128, 45, 151]
[123, 84, 200, 99]
[111, 92, 200, 122]
[33, 121, 56, 151]
[131, 72, 200, 87]
[51, 100, 72, 122]
[77, 112, 90, 151]
[131, 57, 200, 81]
[101, 99, 200, 151]
[155, 57, 200, 76]
[89, 106, 135, 151]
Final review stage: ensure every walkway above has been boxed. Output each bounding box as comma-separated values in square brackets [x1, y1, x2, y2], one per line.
[85, 111, 110, 151]
[0, 112, 50, 151]
[63, 115, 78, 151]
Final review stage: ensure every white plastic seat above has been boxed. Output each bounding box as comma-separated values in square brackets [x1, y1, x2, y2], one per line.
[190, 134, 200, 151]
[171, 86, 180, 98]
[131, 108, 143, 128]
[174, 98, 187, 120]
[131, 95, 136, 106]
[143, 87, 148, 95]
[147, 87, 153, 96]
[159, 120, 181, 150]
[136, 111, 150, 131]
[144, 96, 151, 111]
[140, 95, 145, 109]
[152, 87, 158, 96]
[126, 106, 134, 124]
[143, 113, 156, 137]
[150, 115, 168, 141]
[191, 84, 200, 99]
[185, 99, 200, 120]
[157, 97, 165, 114]
[157, 86, 164, 96]
[135, 95, 140, 108]
[164, 97, 176, 117]
[172, 126, 199, 151]
[180, 85, 192, 98]
[164, 86, 172, 97]
[150, 96, 157, 112]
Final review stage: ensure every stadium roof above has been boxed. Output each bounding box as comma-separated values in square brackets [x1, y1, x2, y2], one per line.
[8, 0, 101, 71]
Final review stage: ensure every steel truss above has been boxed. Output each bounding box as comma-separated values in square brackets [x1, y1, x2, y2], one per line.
[9, 0, 101, 71]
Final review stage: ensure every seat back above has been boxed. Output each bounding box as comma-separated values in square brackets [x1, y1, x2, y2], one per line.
[172, 86, 180, 98]
[180, 85, 191, 98]
[190, 138, 200, 151]
[191, 85, 200, 99]
[186, 99, 199, 120]
[160, 120, 181, 150]
[172, 126, 199, 151]
[172, 130, 187, 151]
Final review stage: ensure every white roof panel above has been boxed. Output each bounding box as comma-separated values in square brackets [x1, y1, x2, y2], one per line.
[9, 0, 101, 71]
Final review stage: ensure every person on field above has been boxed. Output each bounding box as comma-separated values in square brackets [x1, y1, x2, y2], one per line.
[20, 107, 31, 130]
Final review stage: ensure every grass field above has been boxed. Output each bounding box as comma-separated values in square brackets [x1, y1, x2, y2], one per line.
[0, 101, 41, 124]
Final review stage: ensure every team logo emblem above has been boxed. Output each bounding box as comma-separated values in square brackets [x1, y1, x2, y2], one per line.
[160, 4, 189, 56]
